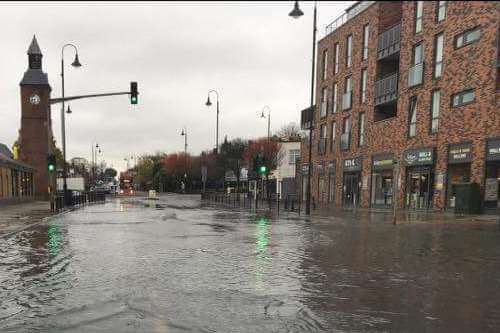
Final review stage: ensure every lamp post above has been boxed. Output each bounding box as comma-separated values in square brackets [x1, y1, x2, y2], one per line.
[181, 127, 188, 192]
[289, 0, 316, 215]
[259, 105, 271, 141]
[205, 90, 220, 154]
[61, 43, 82, 205]
[91, 142, 99, 188]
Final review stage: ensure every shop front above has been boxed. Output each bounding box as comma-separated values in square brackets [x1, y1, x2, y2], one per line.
[327, 160, 336, 205]
[485, 139, 500, 209]
[446, 142, 472, 208]
[404, 148, 435, 210]
[342, 157, 362, 207]
[370, 154, 394, 208]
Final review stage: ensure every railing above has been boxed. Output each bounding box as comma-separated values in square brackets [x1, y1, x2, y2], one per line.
[340, 133, 350, 151]
[325, 1, 375, 36]
[408, 63, 424, 87]
[301, 105, 315, 130]
[374, 72, 398, 106]
[318, 138, 327, 155]
[342, 92, 352, 110]
[51, 190, 106, 212]
[377, 24, 401, 60]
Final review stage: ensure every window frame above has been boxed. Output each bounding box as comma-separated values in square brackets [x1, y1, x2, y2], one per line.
[430, 90, 441, 134]
[346, 34, 353, 68]
[332, 82, 338, 113]
[436, 0, 446, 22]
[288, 149, 300, 165]
[321, 49, 328, 81]
[362, 24, 369, 61]
[330, 121, 336, 151]
[320, 87, 328, 118]
[455, 26, 481, 49]
[433, 33, 444, 79]
[358, 112, 365, 147]
[451, 89, 475, 107]
[334, 43, 340, 74]
[360, 68, 368, 103]
[415, 1, 423, 34]
[408, 96, 417, 138]
[413, 42, 424, 65]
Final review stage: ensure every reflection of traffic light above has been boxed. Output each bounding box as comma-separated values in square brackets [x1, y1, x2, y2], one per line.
[47, 154, 56, 173]
[130, 81, 138, 105]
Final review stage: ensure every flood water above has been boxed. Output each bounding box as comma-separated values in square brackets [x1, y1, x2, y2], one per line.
[1, 194, 500, 332]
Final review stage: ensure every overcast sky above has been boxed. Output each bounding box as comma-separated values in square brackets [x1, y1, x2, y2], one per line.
[0, 1, 352, 172]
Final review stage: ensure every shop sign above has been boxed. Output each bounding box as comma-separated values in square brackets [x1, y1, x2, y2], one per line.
[485, 178, 499, 201]
[328, 160, 336, 175]
[448, 143, 472, 164]
[404, 148, 434, 166]
[487, 139, 500, 161]
[343, 157, 362, 172]
[372, 154, 394, 170]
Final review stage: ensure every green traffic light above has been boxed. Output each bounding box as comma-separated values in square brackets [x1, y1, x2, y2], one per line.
[48, 164, 55, 172]
[259, 166, 267, 174]
[131, 96, 138, 105]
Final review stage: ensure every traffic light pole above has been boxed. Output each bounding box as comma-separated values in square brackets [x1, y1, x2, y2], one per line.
[50, 91, 133, 105]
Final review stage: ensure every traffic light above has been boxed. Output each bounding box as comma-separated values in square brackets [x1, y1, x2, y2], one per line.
[259, 165, 267, 174]
[253, 154, 267, 175]
[130, 81, 138, 105]
[47, 154, 56, 173]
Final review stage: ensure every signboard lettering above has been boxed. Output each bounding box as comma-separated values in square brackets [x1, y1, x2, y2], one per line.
[404, 148, 434, 166]
[448, 143, 472, 164]
[487, 139, 500, 161]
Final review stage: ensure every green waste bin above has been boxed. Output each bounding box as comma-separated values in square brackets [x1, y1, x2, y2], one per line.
[454, 182, 482, 214]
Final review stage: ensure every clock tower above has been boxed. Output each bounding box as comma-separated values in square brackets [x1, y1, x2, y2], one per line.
[19, 35, 53, 199]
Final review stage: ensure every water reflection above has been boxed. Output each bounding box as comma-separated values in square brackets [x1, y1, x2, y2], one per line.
[47, 220, 61, 257]
[255, 216, 270, 291]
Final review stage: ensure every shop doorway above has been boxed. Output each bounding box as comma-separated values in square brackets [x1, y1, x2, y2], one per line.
[371, 170, 393, 207]
[343, 172, 360, 207]
[446, 163, 471, 208]
[485, 161, 500, 209]
[406, 168, 433, 209]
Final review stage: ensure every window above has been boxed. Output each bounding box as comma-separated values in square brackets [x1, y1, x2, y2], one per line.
[288, 149, 300, 165]
[346, 34, 352, 67]
[320, 123, 327, 138]
[320, 87, 327, 118]
[415, 1, 423, 33]
[430, 90, 440, 133]
[362, 24, 369, 60]
[358, 112, 365, 146]
[334, 43, 340, 74]
[343, 76, 352, 110]
[360, 69, 368, 103]
[455, 27, 481, 48]
[409, 43, 424, 87]
[332, 83, 338, 113]
[413, 43, 423, 65]
[451, 89, 475, 107]
[437, 1, 446, 22]
[408, 97, 417, 137]
[321, 49, 328, 81]
[341, 116, 351, 150]
[330, 121, 336, 151]
[319, 124, 327, 154]
[433, 33, 444, 78]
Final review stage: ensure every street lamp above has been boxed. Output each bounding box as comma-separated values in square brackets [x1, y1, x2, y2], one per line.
[205, 90, 220, 154]
[181, 127, 188, 191]
[259, 105, 271, 141]
[61, 43, 82, 205]
[91, 142, 99, 186]
[289, 1, 317, 215]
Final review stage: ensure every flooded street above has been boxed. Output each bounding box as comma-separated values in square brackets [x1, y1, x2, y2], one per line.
[1, 194, 500, 332]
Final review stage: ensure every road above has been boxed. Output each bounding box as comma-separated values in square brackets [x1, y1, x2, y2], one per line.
[1, 194, 500, 332]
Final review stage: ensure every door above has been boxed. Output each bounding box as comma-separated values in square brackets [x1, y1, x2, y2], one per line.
[406, 168, 432, 209]
[343, 173, 360, 207]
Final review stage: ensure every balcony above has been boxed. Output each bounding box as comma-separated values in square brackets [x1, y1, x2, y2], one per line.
[318, 138, 327, 155]
[374, 72, 398, 106]
[342, 92, 352, 111]
[408, 63, 424, 87]
[325, 1, 375, 35]
[340, 133, 350, 151]
[377, 24, 401, 60]
[300, 105, 315, 130]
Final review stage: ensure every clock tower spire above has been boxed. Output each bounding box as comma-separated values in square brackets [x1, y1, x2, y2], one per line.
[19, 35, 53, 200]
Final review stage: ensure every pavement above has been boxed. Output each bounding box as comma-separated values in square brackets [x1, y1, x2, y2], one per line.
[0, 201, 53, 238]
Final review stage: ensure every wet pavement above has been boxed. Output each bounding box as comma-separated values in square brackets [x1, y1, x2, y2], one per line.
[1, 194, 500, 332]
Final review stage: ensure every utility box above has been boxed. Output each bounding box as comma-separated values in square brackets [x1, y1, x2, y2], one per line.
[454, 183, 482, 214]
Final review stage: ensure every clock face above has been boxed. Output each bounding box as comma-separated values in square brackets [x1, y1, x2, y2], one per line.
[29, 94, 40, 105]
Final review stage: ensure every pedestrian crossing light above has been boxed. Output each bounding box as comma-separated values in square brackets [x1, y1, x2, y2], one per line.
[47, 154, 56, 173]
[130, 81, 138, 105]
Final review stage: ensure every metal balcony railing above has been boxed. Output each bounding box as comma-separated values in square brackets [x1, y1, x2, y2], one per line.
[340, 133, 350, 151]
[318, 138, 327, 155]
[342, 92, 352, 110]
[374, 72, 398, 106]
[377, 24, 401, 60]
[408, 63, 424, 87]
[325, 1, 375, 36]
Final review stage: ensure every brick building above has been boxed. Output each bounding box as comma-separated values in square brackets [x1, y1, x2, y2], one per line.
[299, 1, 500, 211]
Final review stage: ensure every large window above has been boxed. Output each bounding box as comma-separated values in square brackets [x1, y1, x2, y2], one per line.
[362, 24, 369, 60]
[334, 43, 340, 74]
[437, 1, 446, 22]
[358, 112, 365, 146]
[320, 87, 327, 118]
[341, 116, 351, 150]
[455, 27, 481, 48]
[409, 43, 424, 87]
[434, 33, 444, 78]
[408, 97, 417, 137]
[343, 76, 352, 110]
[430, 90, 441, 133]
[451, 89, 475, 107]
[346, 34, 352, 67]
[332, 82, 338, 113]
[415, 1, 423, 34]
[413, 43, 423, 65]
[321, 49, 328, 81]
[288, 149, 300, 165]
[330, 121, 336, 151]
[360, 68, 368, 103]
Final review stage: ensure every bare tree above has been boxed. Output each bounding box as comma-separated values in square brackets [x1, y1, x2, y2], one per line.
[276, 122, 304, 140]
